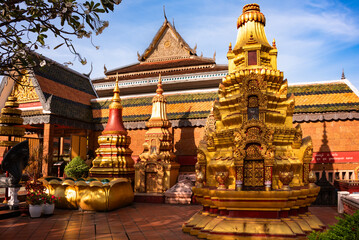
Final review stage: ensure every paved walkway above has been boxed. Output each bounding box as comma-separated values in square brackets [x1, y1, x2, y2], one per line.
[0, 204, 339, 240]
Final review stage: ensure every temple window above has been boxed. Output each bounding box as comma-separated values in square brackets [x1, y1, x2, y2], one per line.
[247, 95, 259, 120]
[248, 51, 257, 65]
[150, 139, 156, 154]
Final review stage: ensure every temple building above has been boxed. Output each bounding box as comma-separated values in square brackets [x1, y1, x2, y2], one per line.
[0, 54, 97, 176]
[0, 5, 358, 195]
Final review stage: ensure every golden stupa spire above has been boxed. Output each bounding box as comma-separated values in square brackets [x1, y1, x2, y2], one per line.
[156, 74, 164, 95]
[234, 3, 271, 49]
[109, 73, 122, 109]
[228, 3, 278, 72]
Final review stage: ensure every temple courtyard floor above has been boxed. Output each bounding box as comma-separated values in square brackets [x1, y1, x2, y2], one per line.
[0, 203, 339, 240]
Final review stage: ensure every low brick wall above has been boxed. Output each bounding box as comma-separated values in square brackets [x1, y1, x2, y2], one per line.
[338, 191, 359, 214]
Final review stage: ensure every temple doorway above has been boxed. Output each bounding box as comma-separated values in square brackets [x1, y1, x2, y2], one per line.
[243, 160, 264, 190]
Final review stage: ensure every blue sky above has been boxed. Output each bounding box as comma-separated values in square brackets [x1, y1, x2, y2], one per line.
[38, 0, 359, 89]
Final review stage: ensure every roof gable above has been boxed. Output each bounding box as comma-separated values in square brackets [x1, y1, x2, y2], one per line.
[139, 19, 196, 62]
[11, 75, 40, 104]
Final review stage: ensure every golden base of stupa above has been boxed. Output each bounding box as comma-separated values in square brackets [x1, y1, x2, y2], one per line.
[182, 186, 324, 239]
[41, 177, 134, 211]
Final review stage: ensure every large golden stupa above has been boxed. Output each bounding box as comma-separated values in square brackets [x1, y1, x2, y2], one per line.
[183, 4, 324, 239]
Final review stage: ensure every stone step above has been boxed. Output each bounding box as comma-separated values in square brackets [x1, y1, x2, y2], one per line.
[0, 203, 9, 210]
[0, 209, 21, 220]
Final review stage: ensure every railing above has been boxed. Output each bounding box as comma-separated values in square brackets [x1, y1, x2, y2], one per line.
[338, 191, 359, 215]
[335, 180, 359, 193]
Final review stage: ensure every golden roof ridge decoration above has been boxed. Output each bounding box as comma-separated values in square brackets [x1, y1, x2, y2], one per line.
[11, 73, 39, 104]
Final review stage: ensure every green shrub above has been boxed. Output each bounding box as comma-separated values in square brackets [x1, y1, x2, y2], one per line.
[308, 210, 359, 240]
[64, 156, 89, 179]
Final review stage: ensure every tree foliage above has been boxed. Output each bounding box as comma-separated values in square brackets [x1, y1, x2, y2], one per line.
[308, 210, 359, 240]
[0, 0, 121, 80]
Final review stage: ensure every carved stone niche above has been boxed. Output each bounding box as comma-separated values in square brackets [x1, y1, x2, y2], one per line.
[135, 160, 180, 193]
[144, 162, 164, 193]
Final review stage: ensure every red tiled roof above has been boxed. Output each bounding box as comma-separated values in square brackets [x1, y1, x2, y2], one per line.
[92, 81, 359, 125]
[106, 57, 216, 75]
[36, 75, 95, 106]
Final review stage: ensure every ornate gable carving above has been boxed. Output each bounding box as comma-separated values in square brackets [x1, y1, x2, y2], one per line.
[11, 75, 39, 103]
[139, 20, 196, 62]
[145, 28, 191, 62]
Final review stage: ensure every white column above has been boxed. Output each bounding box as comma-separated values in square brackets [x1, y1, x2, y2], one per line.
[8, 187, 20, 210]
[338, 191, 350, 214]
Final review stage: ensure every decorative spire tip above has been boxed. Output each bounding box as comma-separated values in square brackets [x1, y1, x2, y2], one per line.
[272, 38, 277, 49]
[156, 74, 163, 95]
[341, 69, 346, 80]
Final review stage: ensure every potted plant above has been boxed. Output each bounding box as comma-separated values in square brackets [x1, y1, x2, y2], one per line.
[26, 192, 44, 218]
[42, 194, 58, 215]
[25, 181, 46, 218]
[64, 156, 89, 179]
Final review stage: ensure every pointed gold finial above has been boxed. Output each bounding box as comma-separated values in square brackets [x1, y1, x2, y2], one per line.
[272, 38, 277, 49]
[228, 42, 232, 51]
[109, 73, 122, 109]
[156, 74, 164, 95]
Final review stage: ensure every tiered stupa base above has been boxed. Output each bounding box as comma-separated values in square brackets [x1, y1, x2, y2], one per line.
[183, 186, 325, 239]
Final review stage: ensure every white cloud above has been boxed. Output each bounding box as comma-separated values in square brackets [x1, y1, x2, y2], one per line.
[31, 0, 359, 88]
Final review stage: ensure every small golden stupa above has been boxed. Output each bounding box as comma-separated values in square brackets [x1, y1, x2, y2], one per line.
[90, 77, 134, 179]
[0, 95, 25, 148]
[134, 75, 179, 193]
[183, 4, 324, 239]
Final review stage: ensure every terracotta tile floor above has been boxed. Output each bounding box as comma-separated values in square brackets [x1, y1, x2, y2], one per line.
[0, 204, 339, 240]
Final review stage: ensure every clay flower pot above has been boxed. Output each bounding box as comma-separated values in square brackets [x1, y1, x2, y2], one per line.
[29, 204, 42, 218]
[42, 203, 55, 215]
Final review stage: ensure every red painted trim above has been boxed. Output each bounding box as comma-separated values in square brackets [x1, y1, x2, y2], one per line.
[289, 209, 298, 216]
[103, 108, 127, 133]
[211, 198, 287, 203]
[219, 209, 229, 216]
[228, 210, 282, 218]
[279, 211, 289, 218]
[18, 101, 42, 108]
[209, 232, 306, 238]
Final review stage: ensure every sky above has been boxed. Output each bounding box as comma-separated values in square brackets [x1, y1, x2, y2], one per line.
[37, 0, 359, 89]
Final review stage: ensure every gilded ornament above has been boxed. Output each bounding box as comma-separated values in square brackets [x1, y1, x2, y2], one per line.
[11, 74, 39, 103]
[308, 170, 317, 188]
[215, 171, 229, 190]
